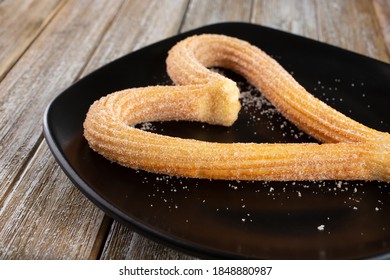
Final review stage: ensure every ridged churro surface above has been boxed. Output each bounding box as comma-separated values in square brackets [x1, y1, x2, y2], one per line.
[83, 34, 390, 181]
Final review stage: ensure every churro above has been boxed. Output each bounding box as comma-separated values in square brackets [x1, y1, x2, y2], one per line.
[83, 34, 390, 181]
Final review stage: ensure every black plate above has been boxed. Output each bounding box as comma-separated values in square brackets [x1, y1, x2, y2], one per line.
[43, 22, 390, 259]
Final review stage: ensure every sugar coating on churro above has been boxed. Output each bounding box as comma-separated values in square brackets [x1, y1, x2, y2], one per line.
[83, 34, 390, 182]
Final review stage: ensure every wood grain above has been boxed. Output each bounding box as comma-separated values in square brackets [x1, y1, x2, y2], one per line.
[315, 0, 389, 62]
[181, 0, 252, 32]
[373, 0, 390, 57]
[0, 0, 122, 203]
[251, 0, 318, 38]
[0, 142, 106, 259]
[253, 0, 389, 62]
[0, 0, 124, 259]
[100, 223, 195, 260]
[0, 0, 65, 81]
[81, 0, 189, 77]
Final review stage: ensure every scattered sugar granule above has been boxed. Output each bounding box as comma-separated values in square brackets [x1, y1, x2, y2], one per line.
[139, 122, 155, 131]
[317, 225, 325, 231]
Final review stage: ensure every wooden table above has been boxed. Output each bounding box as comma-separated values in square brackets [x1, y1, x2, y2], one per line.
[0, 0, 389, 260]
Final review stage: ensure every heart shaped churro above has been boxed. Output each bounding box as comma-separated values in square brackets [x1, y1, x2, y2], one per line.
[83, 34, 390, 181]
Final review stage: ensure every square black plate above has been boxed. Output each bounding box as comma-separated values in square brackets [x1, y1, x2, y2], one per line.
[43, 22, 390, 259]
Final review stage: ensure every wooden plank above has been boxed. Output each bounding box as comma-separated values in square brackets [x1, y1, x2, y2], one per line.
[99, 0, 254, 260]
[251, 0, 318, 38]
[81, 0, 190, 76]
[0, 0, 124, 259]
[314, 0, 389, 62]
[0, 0, 66, 81]
[100, 223, 195, 260]
[373, 0, 390, 57]
[252, 0, 389, 62]
[181, 0, 252, 32]
[0, 142, 106, 259]
[0, 0, 123, 203]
